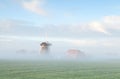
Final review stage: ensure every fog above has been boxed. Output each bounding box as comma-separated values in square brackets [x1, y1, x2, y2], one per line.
[0, 36, 120, 61]
[0, 51, 120, 62]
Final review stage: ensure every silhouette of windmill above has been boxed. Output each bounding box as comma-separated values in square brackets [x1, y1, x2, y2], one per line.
[40, 33, 51, 54]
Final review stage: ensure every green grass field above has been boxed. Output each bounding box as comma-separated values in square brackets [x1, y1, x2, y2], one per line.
[0, 60, 120, 79]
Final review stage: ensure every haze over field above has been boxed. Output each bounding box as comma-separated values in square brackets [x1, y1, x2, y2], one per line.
[0, 0, 120, 60]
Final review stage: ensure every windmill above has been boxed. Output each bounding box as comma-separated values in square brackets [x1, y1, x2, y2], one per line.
[40, 33, 51, 54]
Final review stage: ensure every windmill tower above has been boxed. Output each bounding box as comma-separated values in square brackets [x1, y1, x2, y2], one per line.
[40, 33, 51, 54]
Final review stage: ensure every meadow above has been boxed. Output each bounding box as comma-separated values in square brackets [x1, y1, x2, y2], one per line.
[0, 60, 120, 79]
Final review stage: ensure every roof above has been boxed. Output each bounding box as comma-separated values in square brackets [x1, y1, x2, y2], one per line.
[40, 42, 51, 46]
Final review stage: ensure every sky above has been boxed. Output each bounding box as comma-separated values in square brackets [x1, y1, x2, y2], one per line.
[0, 0, 120, 59]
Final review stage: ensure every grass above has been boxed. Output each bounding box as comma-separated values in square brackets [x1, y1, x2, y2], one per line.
[0, 60, 120, 79]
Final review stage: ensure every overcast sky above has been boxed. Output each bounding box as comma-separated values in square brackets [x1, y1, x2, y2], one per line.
[0, 0, 120, 58]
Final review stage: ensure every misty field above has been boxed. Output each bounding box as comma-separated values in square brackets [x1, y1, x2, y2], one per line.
[0, 60, 120, 79]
